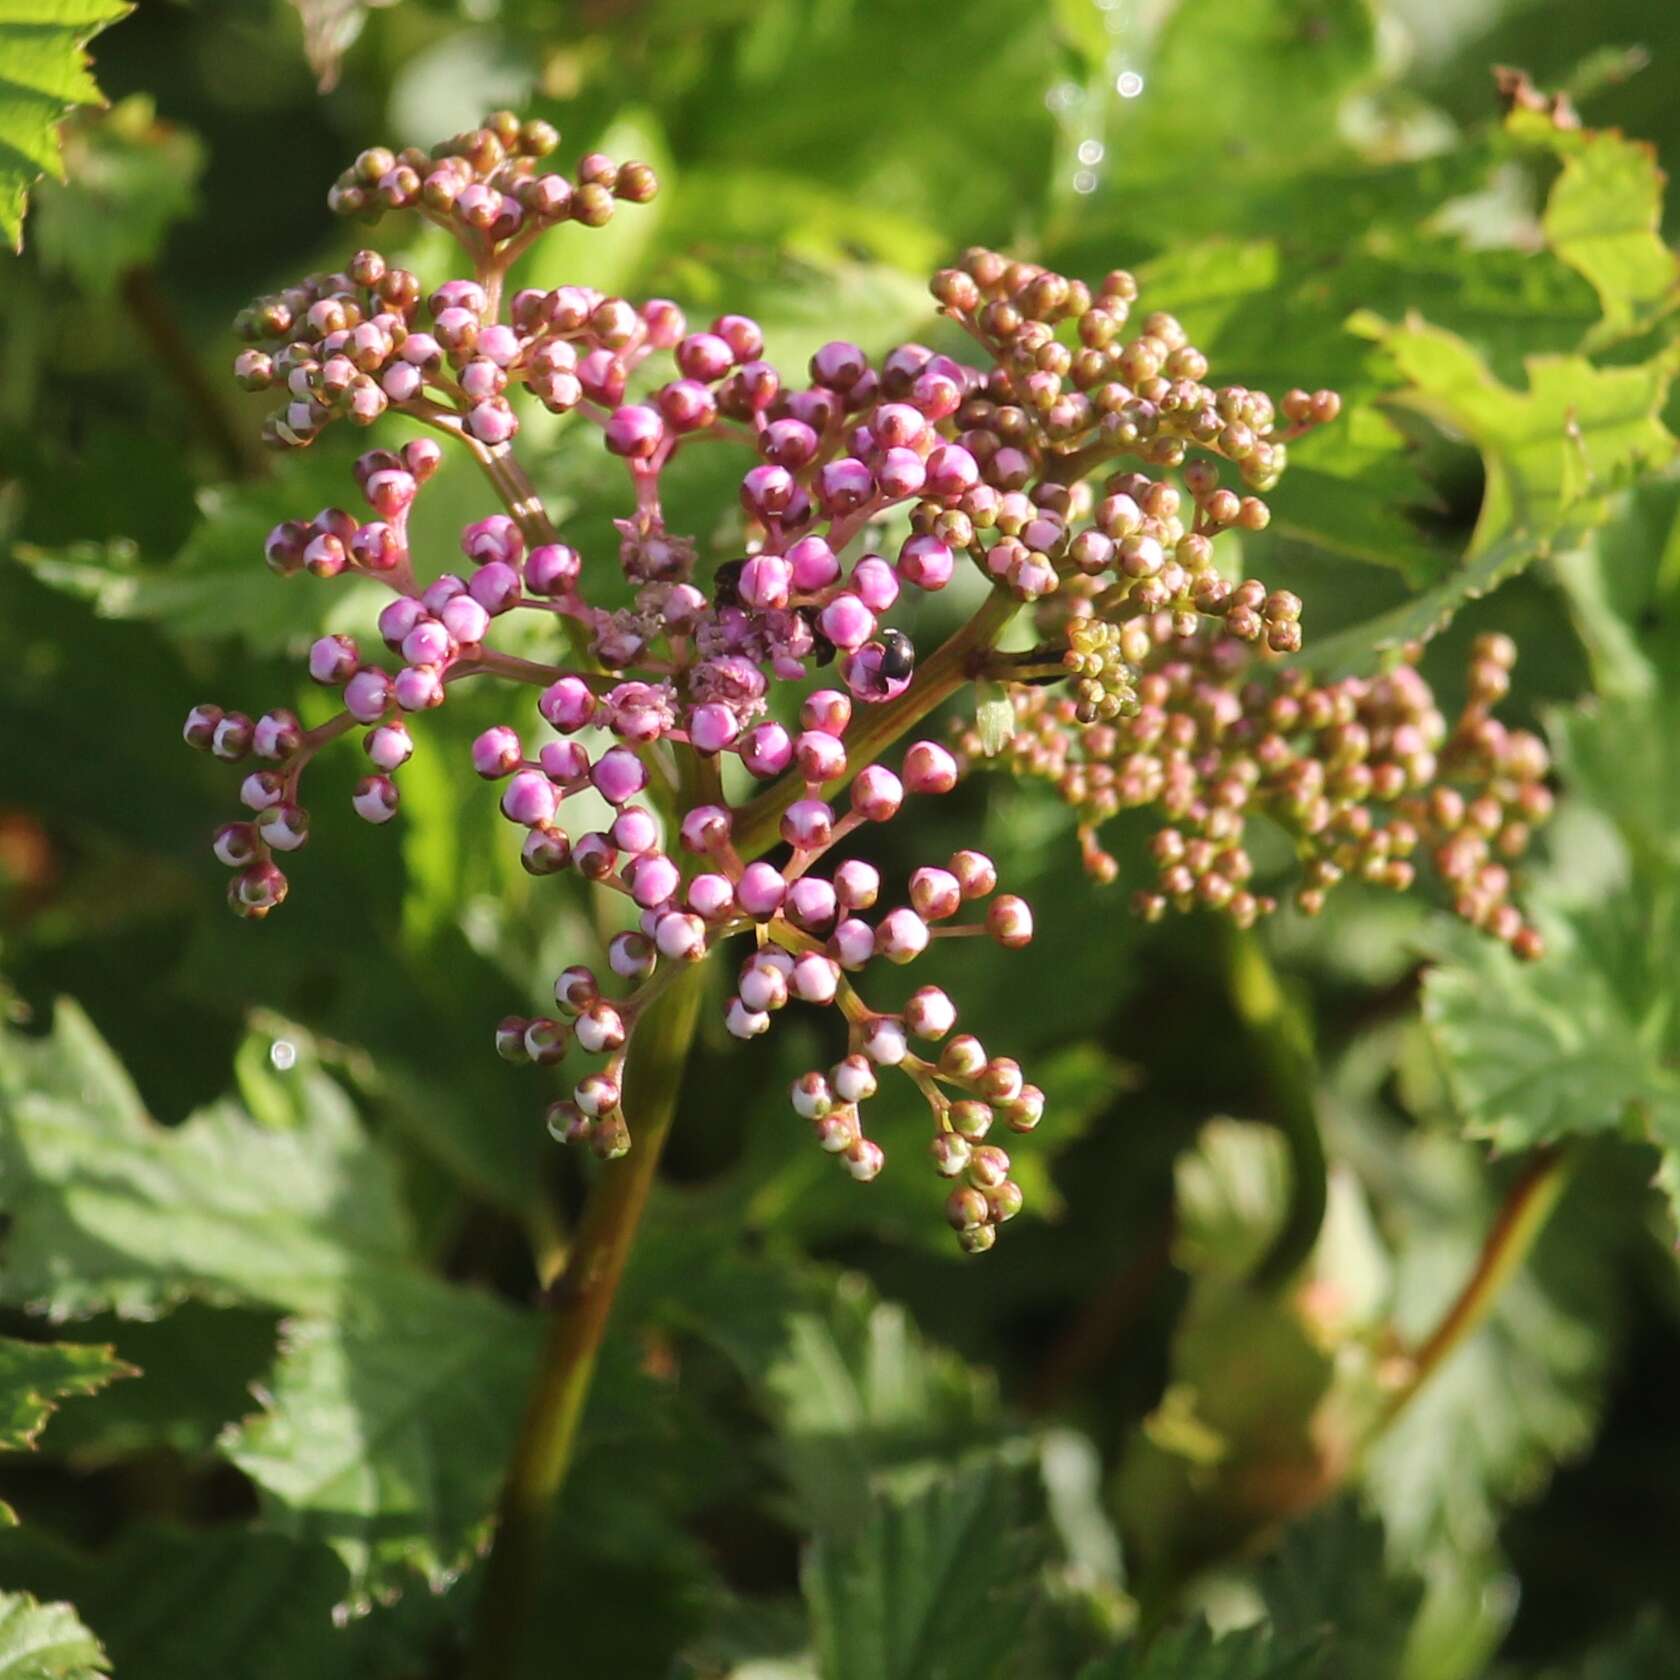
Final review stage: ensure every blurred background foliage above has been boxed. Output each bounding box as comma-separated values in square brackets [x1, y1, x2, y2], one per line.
[3, 0, 1680, 1675]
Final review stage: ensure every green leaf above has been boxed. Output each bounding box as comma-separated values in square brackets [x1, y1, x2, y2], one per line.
[1256, 1503, 1423, 1680]
[0, 1591, 106, 1680]
[0, 1336, 130, 1452]
[1307, 320, 1677, 671]
[0, 1523, 452, 1679]
[0, 0, 132, 251]
[765, 1273, 1001, 1536]
[30, 95, 202, 295]
[0, 1000, 411, 1320]
[1510, 108, 1680, 347]
[220, 1271, 538, 1598]
[1421, 887, 1680, 1171]
[1077, 1620, 1320, 1680]
[0, 1001, 540, 1601]
[803, 1462, 1043, 1680]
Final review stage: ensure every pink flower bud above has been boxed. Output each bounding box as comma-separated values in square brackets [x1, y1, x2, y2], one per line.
[689, 702, 740, 754]
[469, 561, 522, 616]
[817, 457, 874, 516]
[466, 400, 518, 445]
[686, 872, 736, 920]
[987, 895, 1034, 948]
[212, 822, 258, 867]
[252, 709, 302, 760]
[540, 677, 597, 733]
[905, 986, 956, 1039]
[591, 746, 648, 806]
[813, 1111, 857, 1152]
[833, 858, 880, 909]
[657, 378, 716, 432]
[786, 877, 838, 932]
[863, 1017, 909, 1065]
[828, 917, 875, 969]
[573, 832, 618, 880]
[739, 956, 789, 1013]
[924, 444, 979, 500]
[781, 798, 834, 850]
[627, 851, 681, 908]
[844, 1138, 885, 1181]
[876, 448, 926, 500]
[462, 515, 523, 569]
[539, 740, 589, 783]
[352, 774, 399, 824]
[740, 464, 795, 518]
[553, 965, 598, 1015]
[851, 766, 903, 822]
[801, 690, 852, 737]
[436, 598, 490, 648]
[378, 598, 425, 652]
[787, 536, 840, 593]
[309, 634, 360, 686]
[910, 867, 962, 921]
[522, 825, 572, 875]
[654, 911, 707, 961]
[343, 668, 393, 722]
[725, 996, 771, 1039]
[610, 807, 659, 855]
[183, 703, 223, 751]
[526, 543, 581, 596]
[677, 333, 733, 382]
[931, 1134, 972, 1177]
[796, 729, 853, 786]
[790, 953, 840, 1004]
[604, 403, 665, 459]
[874, 908, 929, 964]
[739, 554, 792, 611]
[897, 535, 955, 591]
[500, 769, 558, 826]
[472, 726, 523, 779]
[791, 1071, 834, 1119]
[257, 802, 309, 852]
[394, 665, 445, 711]
[818, 593, 875, 652]
[737, 861, 787, 918]
[679, 804, 733, 854]
[850, 556, 899, 612]
[903, 741, 958, 795]
[402, 616, 454, 667]
[524, 1018, 569, 1066]
[576, 1000, 626, 1055]
[740, 722, 794, 779]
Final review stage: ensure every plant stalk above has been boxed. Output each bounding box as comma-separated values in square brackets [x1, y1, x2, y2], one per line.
[468, 961, 707, 1678]
[1381, 1140, 1579, 1424]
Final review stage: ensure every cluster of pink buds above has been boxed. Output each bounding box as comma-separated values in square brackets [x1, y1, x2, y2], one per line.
[187, 117, 1546, 1251]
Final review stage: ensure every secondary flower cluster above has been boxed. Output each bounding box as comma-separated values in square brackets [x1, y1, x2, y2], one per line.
[186, 113, 1546, 1250]
[966, 620, 1549, 955]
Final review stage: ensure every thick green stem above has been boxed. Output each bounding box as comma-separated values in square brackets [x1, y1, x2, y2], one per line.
[1224, 927, 1327, 1292]
[468, 962, 707, 1678]
[1381, 1141, 1579, 1424]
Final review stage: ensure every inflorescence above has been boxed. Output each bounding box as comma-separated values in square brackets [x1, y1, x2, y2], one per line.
[185, 113, 1548, 1253]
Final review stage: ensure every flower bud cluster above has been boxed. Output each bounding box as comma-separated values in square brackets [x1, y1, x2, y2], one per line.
[964, 625, 1549, 956]
[188, 115, 1546, 1254]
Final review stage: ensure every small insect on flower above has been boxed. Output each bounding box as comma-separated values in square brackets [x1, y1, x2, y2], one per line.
[878, 627, 915, 682]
